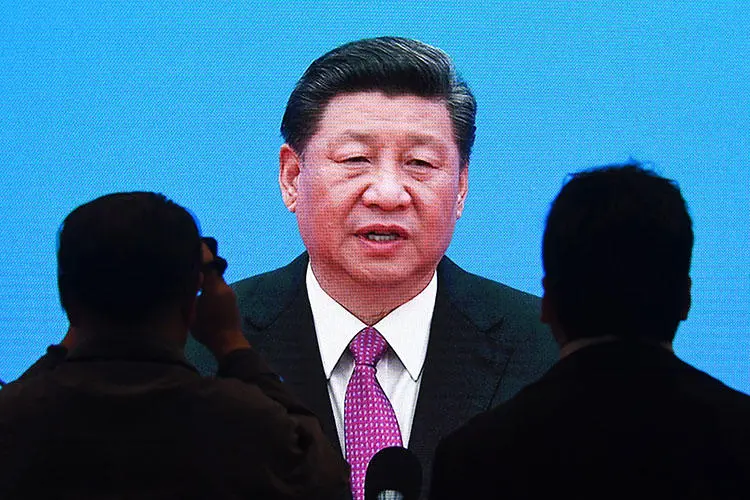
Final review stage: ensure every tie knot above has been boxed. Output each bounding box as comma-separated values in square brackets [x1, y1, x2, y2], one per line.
[349, 327, 387, 366]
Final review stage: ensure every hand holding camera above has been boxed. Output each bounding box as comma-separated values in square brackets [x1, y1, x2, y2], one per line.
[192, 237, 250, 361]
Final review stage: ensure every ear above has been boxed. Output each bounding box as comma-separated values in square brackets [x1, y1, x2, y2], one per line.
[456, 163, 469, 219]
[679, 276, 692, 321]
[279, 143, 302, 213]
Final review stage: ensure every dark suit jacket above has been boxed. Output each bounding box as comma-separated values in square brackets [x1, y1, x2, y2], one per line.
[430, 341, 750, 500]
[187, 253, 558, 498]
[2, 337, 348, 500]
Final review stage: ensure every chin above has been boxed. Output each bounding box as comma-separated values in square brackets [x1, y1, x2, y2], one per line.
[351, 261, 428, 288]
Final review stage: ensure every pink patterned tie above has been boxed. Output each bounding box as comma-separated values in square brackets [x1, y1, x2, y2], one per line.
[344, 327, 403, 500]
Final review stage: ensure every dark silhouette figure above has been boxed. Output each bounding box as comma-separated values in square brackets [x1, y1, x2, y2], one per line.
[0, 192, 347, 499]
[430, 165, 750, 499]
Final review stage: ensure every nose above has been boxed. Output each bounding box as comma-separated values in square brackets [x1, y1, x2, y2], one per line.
[361, 163, 412, 211]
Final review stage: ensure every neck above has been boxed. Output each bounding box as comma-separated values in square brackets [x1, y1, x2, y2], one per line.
[311, 264, 435, 326]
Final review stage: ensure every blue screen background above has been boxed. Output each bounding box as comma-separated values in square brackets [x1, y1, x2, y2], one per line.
[1, 2, 747, 394]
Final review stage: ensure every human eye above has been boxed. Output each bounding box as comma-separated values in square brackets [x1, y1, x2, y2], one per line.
[342, 156, 370, 164]
[406, 158, 436, 169]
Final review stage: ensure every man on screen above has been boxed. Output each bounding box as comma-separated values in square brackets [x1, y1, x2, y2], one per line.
[187, 36, 557, 499]
[429, 165, 750, 499]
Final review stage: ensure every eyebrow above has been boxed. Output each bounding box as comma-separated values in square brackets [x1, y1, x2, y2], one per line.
[331, 131, 376, 146]
[330, 131, 450, 153]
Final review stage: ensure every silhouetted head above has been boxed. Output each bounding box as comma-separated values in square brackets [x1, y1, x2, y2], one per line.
[281, 36, 476, 167]
[542, 164, 693, 344]
[57, 192, 202, 331]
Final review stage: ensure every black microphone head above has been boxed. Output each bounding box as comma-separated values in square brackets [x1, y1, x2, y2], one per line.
[365, 446, 422, 500]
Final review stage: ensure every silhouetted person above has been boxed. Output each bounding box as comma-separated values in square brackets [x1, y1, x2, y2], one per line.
[0, 192, 348, 499]
[429, 165, 750, 499]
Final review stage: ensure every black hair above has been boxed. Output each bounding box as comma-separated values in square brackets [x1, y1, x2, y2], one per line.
[281, 36, 476, 166]
[542, 164, 694, 342]
[57, 192, 202, 326]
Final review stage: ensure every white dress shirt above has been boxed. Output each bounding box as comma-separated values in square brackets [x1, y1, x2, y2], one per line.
[306, 264, 436, 449]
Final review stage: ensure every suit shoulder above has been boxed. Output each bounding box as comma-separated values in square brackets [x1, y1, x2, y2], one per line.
[676, 358, 750, 414]
[439, 257, 558, 399]
[0, 378, 36, 412]
[232, 253, 307, 298]
[435, 398, 523, 470]
[438, 256, 542, 331]
[439, 374, 554, 456]
[231, 253, 308, 329]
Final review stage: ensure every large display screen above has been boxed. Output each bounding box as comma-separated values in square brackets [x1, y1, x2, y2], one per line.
[1, 2, 747, 394]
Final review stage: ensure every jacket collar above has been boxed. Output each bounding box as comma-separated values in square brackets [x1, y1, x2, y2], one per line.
[239, 252, 507, 333]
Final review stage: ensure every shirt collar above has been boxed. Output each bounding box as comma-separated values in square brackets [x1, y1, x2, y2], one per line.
[306, 263, 437, 382]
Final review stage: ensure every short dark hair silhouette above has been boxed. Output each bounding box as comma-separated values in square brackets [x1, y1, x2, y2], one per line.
[280, 36, 476, 166]
[542, 164, 693, 342]
[57, 192, 202, 326]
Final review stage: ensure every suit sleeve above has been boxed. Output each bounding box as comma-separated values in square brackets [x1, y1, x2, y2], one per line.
[216, 348, 350, 500]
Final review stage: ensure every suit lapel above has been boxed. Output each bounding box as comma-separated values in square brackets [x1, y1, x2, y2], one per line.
[239, 254, 521, 500]
[409, 258, 514, 491]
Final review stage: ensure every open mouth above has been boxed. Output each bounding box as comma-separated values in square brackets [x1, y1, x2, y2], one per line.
[362, 232, 401, 242]
[355, 225, 408, 243]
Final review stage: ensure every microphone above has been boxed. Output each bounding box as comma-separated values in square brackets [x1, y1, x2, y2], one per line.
[365, 446, 422, 500]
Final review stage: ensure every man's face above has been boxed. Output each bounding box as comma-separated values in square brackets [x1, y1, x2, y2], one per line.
[280, 91, 468, 292]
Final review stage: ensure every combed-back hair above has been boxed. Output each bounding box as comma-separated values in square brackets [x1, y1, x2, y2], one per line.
[281, 36, 476, 166]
